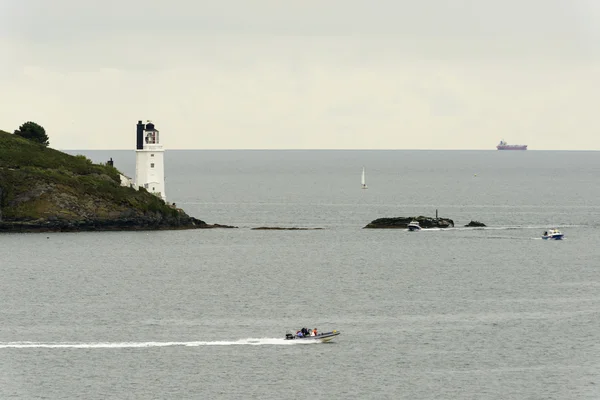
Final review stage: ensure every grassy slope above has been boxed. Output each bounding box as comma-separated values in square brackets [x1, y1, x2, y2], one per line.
[0, 130, 177, 221]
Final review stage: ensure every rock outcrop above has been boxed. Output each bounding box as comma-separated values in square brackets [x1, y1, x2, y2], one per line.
[363, 216, 455, 229]
[0, 213, 236, 233]
[464, 220, 486, 227]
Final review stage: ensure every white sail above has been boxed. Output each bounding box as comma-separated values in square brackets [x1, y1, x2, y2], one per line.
[361, 167, 367, 189]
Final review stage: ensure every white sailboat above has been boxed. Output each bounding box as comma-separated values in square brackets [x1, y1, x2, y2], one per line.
[361, 166, 368, 189]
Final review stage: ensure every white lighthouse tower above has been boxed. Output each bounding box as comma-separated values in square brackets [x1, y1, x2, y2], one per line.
[135, 120, 166, 201]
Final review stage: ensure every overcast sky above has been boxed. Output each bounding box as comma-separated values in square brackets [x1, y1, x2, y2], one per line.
[1, 0, 599, 149]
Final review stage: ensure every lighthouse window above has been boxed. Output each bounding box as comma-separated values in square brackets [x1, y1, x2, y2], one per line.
[151, 154, 154, 157]
[150, 163, 155, 168]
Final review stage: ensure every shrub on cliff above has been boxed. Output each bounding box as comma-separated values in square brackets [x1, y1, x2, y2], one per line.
[14, 121, 50, 147]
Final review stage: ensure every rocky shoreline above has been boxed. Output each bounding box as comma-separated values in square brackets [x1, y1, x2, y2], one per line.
[0, 215, 237, 233]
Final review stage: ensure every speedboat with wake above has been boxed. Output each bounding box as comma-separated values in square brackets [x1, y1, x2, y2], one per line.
[285, 329, 340, 343]
[407, 220, 421, 231]
[542, 228, 564, 240]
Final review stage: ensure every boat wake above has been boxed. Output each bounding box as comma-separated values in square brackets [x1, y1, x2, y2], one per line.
[0, 338, 319, 349]
[451, 224, 581, 231]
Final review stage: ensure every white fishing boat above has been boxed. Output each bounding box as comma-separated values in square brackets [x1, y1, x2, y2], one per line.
[542, 228, 564, 240]
[361, 166, 368, 189]
[407, 220, 421, 231]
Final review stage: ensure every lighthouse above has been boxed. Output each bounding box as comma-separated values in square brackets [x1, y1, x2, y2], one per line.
[135, 120, 166, 201]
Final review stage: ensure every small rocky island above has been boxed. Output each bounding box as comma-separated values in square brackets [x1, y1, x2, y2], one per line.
[464, 220, 486, 227]
[364, 216, 455, 229]
[0, 130, 235, 232]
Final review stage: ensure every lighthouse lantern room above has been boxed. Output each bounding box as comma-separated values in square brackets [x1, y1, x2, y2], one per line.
[135, 120, 166, 201]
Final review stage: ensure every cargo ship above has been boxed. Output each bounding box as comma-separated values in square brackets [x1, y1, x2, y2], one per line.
[496, 140, 527, 150]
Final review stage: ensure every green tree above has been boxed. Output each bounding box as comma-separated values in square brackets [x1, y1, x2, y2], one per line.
[14, 121, 50, 147]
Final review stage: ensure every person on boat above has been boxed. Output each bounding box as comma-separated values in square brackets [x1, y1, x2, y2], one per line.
[313, 328, 318, 336]
[301, 327, 308, 336]
[297, 331, 303, 338]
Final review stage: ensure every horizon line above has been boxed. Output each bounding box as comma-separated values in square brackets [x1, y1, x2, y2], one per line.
[58, 148, 600, 152]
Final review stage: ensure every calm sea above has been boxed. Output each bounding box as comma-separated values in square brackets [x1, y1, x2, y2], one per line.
[1, 150, 599, 399]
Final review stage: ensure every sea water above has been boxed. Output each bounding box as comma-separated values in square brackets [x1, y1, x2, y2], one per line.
[1, 150, 599, 399]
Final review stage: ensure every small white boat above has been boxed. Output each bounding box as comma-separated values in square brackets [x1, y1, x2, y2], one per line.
[361, 166, 368, 189]
[285, 329, 340, 343]
[542, 228, 564, 240]
[407, 220, 421, 231]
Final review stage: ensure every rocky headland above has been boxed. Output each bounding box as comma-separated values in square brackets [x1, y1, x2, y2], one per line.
[364, 216, 455, 229]
[0, 130, 235, 232]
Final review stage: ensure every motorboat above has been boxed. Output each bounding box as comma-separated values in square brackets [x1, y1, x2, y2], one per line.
[407, 220, 421, 231]
[542, 228, 564, 240]
[285, 330, 340, 343]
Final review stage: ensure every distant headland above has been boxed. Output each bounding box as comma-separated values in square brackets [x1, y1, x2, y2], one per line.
[0, 126, 235, 232]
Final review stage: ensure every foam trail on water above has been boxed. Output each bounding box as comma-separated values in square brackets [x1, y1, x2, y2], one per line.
[0, 338, 319, 349]
[452, 226, 577, 231]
